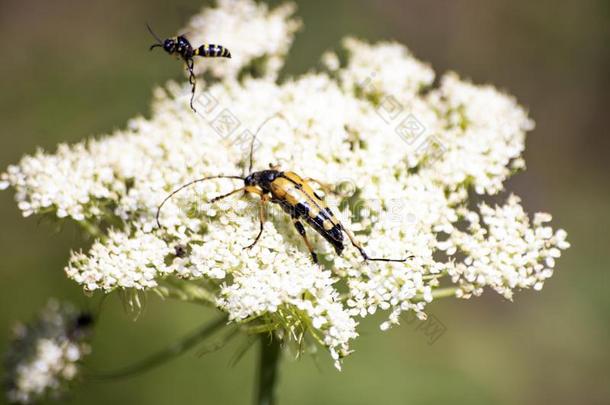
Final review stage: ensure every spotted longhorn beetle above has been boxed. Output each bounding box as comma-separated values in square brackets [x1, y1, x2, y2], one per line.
[156, 115, 410, 264]
[147, 23, 231, 112]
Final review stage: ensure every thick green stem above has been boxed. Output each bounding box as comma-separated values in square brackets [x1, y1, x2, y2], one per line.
[93, 315, 227, 379]
[255, 335, 281, 405]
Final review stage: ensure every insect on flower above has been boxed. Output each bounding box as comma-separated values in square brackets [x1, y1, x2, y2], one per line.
[156, 115, 411, 264]
[147, 23, 231, 112]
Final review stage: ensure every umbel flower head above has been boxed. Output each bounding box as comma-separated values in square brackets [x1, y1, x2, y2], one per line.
[0, 0, 569, 369]
[4, 301, 93, 404]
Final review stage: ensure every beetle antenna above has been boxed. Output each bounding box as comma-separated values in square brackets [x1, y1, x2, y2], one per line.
[146, 22, 164, 48]
[344, 228, 413, 263]
[248, 113, 292, 174]
[156, 175, 244, 229]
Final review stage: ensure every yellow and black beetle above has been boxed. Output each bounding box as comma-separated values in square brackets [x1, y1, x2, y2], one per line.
[147, 24, 231, 112]
[156, 116, 409, 264]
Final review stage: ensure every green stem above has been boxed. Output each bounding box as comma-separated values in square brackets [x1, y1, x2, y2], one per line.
[430, 287, 458, 299]
[255, 335, 281, 405]
[92, 315, 227, 379]
[410, 287, 459, 302]
[156, 280, 217, 307]
[79, 220, 104, 239]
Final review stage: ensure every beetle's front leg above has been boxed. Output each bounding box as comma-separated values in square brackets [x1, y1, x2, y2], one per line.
[244, 190, 268, 250]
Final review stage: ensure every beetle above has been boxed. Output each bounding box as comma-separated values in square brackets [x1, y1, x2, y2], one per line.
[156, 115, 410, 264]
[147, 23, 231, 112]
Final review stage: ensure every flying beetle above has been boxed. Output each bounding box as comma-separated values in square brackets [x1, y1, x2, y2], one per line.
[156, 115, 410, 264]
[147, 23, 231, 112]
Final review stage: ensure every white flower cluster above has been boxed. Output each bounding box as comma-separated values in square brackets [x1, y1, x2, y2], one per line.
[332, 37, 435, 103]
[67, 230, 172, 291]
[449, 195, 570, 300]
[4, 301, 92, 404]
[1, 0, 569, 368]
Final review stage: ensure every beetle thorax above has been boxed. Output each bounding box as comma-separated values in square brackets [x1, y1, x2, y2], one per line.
[245, 170, 281, 191]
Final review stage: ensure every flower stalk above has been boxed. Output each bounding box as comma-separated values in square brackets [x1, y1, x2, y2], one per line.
[93, 315, 227, 379]
[256, 335, 282, 405]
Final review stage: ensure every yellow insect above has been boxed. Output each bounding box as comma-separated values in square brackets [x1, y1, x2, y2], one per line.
[156, 116, 409, 264]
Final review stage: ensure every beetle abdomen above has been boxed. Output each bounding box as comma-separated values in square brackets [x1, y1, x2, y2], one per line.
[194, 44, 232, 58]
[270, 173, 345, 255]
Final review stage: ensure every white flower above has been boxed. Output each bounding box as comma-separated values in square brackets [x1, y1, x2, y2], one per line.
[337, 37, 435, 103]
[1, 0, 569, 368]
[66, 229, 172, 291]
[4, 301, 92, 404]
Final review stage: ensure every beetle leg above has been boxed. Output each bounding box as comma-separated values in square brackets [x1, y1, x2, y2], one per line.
[343, 227, 410, 263]
[186, 58, 197, 112]
[303, 178, 333, 198]
[244, 194, 268, 250]
[293, 219, 318, 264]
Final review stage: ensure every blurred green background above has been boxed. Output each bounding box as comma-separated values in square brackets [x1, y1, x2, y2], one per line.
[0, 0, 608, 404]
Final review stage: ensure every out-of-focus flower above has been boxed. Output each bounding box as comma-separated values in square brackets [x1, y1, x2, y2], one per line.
[0, 0, 569, 369]
[4, 301, 93, 404]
